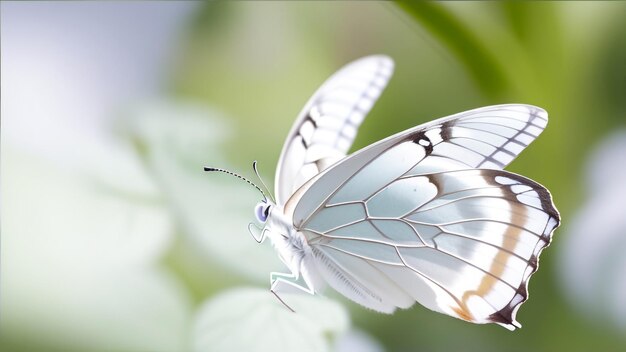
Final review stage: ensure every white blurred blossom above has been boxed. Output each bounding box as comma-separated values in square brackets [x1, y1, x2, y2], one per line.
[559, 131, 626, 329]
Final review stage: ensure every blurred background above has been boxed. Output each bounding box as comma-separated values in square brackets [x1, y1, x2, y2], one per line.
[2, 1, 625, 351]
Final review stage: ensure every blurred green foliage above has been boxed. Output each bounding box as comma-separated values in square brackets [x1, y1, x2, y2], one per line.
[170, 1, 626, 351]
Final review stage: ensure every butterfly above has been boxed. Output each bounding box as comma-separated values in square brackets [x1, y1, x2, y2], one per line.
[206, 55, 560, 330]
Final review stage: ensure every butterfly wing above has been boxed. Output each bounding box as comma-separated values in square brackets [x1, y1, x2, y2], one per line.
[291, 105, 560, 330]
[274, 55, 394, 206]
[290, 104, 549, 219]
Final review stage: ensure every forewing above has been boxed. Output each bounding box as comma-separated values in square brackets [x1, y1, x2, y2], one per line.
[291, 104, 548, 222]
[274, 55, 394, 205]
[301, 169, 559, 330]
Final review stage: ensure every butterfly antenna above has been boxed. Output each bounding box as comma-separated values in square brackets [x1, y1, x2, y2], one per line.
[252, 161, 276, 203]
[204, 166, 267, 202]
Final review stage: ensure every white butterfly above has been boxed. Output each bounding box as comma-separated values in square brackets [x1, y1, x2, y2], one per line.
[206, 55, 560, 330]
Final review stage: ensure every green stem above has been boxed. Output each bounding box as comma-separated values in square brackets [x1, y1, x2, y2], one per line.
[395, 1, 510, 99]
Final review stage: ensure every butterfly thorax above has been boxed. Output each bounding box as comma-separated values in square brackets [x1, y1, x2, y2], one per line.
[264, 205, 311, 279]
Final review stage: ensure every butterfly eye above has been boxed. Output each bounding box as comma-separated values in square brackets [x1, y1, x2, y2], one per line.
[255, 203, 270, 223]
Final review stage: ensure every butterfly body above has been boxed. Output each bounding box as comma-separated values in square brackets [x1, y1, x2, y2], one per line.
[264, 205, 303, 275]
[223, 55, 559, 330]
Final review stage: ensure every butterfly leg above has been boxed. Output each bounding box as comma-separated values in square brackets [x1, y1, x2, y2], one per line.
[270, 271, 314, 313]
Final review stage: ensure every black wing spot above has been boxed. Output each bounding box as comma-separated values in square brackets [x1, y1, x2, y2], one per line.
[413, 132, 433, 155]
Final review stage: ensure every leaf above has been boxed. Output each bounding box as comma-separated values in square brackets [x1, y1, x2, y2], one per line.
[333, 329, 384, 352]
[192, 287, 349, 352]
